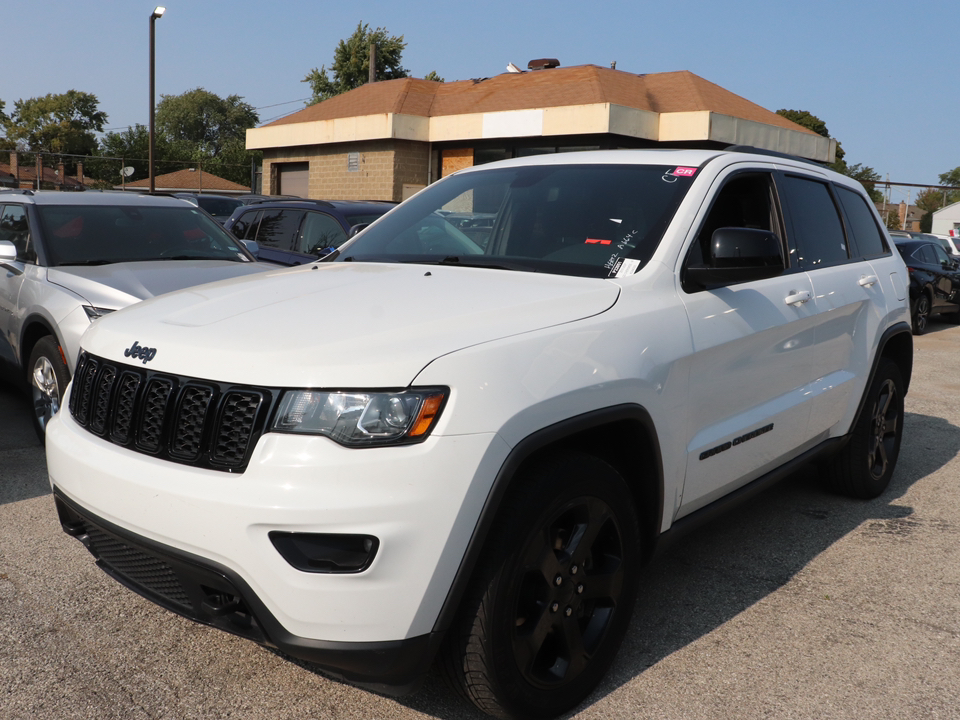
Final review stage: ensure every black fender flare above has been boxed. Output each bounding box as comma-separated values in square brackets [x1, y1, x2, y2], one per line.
[430, 403, 664, 635]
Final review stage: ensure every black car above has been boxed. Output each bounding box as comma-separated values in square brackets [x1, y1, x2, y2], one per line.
[223, 198, 395, 265]
[894, 237, 960, 333]
[173, 193, 245, 225]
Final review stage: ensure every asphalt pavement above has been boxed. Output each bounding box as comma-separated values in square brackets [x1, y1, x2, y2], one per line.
[1, 322, 958, 719]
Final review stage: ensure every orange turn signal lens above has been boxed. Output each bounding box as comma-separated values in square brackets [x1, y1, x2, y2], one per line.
[409, 393, 445, 437]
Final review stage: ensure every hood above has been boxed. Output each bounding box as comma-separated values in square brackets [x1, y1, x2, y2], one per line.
[81, 262, 620, 387]
[47, 260, 271, 309]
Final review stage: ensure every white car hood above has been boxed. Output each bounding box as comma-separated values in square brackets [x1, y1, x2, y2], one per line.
[47, 260, 270, 308]
[81, 262, 620, 387]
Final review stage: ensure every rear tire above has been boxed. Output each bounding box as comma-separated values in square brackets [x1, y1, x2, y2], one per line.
[911, 293, 930, 335]
[824, 358, 903, 499]
[440, 453, 642, 719]
[27, 336, 70, 444]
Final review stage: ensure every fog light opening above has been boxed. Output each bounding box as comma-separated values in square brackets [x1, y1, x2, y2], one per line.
[269, 532, 380, 574]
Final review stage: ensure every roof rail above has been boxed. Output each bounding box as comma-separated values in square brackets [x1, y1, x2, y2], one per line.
[0, 188, 35, 196]
[248, 197, 335, 209]
[724, 145, 827, 168]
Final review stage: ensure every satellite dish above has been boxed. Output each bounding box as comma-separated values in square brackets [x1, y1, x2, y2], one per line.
[122, 166, 135, 177]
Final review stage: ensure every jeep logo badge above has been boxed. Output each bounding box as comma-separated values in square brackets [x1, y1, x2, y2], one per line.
[124, 341, 157, 364]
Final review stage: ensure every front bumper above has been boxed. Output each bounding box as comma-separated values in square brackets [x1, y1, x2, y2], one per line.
[47, 406, 508, 688]
[53, 490, 439, 692]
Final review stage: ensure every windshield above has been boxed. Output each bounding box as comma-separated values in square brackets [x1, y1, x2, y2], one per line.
[336, 164, 696, 277]
[196, 196, 244, 218]
[37, 205, 254, 266]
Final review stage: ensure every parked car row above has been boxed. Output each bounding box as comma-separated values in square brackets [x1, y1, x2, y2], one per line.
[891, 234, 960, 333]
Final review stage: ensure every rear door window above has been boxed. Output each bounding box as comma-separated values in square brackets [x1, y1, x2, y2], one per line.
[780, 174, 849, 269]
[254, 209, 304, 250]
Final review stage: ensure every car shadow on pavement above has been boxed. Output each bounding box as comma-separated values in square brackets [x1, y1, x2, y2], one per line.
[0, 380, 47, 507]
[389, 410, 960, 719]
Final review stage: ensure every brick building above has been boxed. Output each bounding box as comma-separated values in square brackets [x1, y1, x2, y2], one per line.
[246, 64, 835, 202]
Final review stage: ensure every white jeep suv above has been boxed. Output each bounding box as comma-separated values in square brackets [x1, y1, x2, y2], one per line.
[46, 148, 913, 719]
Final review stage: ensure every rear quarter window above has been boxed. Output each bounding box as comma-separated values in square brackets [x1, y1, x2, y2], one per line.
[835, 186, 888, 258]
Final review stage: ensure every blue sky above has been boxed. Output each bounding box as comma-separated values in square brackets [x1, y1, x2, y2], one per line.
[3, 0, 957, 201]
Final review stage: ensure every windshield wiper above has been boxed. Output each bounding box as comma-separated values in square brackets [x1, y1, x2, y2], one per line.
[432, 256, 533, 272]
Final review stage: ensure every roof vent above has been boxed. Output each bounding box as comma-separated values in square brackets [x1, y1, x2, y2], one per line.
[527, 58, 560, 71]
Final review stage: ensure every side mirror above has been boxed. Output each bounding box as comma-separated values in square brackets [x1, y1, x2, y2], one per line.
[348, 223, 370, 238]
[241, 239, 260, 259]
[0, 240, 22, 275]
[685, 227, 785, 286]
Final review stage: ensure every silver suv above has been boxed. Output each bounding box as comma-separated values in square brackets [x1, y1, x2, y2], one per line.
[0, 189, 271, 440]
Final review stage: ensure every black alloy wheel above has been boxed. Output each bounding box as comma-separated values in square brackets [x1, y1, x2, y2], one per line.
[442, 453, 642, 719]
[823, 358, 904, 499]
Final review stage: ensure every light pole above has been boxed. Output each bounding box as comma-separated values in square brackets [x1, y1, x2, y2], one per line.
[149, 6, 165, 193]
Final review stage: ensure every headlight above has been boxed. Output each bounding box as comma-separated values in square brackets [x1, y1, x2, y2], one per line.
[271, 388, 447, 446]
[83, 306, 116, 321]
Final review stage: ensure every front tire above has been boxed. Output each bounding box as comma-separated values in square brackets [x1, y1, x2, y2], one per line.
[824, 358, 904, 499]
[27, 336, 70, 444]
[441, 453, 642, 719]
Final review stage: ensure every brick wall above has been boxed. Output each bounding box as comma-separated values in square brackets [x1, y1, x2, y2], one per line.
[263, 140, 430, 201]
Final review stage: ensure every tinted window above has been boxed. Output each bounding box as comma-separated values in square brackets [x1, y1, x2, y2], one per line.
[835, 186, 887, 258]
[196, 196, 243, 219]
[231, 210, 262, 240]
[917, 245, 937, 264]
[932, 243, 952, 267]
[35, 205, 251, 265]
[254, 209, 304, 250]
[298, 212, 347, 254]
[0, 204, 34, 262]
[781, 175, 849, 268]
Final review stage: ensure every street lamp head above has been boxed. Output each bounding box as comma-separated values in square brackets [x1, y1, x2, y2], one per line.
[151, 6, 165, 19]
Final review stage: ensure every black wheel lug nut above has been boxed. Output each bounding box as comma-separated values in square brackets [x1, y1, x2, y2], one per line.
[554, 575, 562, 586]
[550, 602, 559, 613]
[564, 607, 573, 617]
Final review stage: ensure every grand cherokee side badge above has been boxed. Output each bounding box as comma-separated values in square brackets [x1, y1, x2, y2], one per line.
[124, 341, 157, 364]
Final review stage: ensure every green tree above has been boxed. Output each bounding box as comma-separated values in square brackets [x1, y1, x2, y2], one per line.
[424, 71, 444, 83]
[153, 89, 260, 186]
[0, 98, 7, 125]
[156, 88, 258, 159]
[939, 167, 960, 200]
[1, 90, 106, 171]
[85, 123, 174, 185]
[303, 23, 409, 104]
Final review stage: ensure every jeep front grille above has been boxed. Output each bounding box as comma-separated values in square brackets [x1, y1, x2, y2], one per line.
[69, 351, 277, 473]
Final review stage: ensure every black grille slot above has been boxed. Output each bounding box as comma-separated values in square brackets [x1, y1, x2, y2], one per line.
[171, 386, 214, 460]
[73, 356, 100, 426]
[85, 525, 193, 610]
[89, 366, 116, 434]
[69, 352, 275, 473]
[110, 372, 141, 444]
[213, 392, 262, 467]
[137, 378, 174, 453]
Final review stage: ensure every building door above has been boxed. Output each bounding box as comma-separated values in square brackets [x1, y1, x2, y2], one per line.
[277, 163, 308, 197]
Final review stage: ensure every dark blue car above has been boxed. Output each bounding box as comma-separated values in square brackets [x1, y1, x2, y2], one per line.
[223, 198, 395, 266]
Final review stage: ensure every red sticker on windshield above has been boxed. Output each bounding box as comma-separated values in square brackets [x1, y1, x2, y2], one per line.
[585, 238, 612, 245]
[672, 167, 697, 177]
